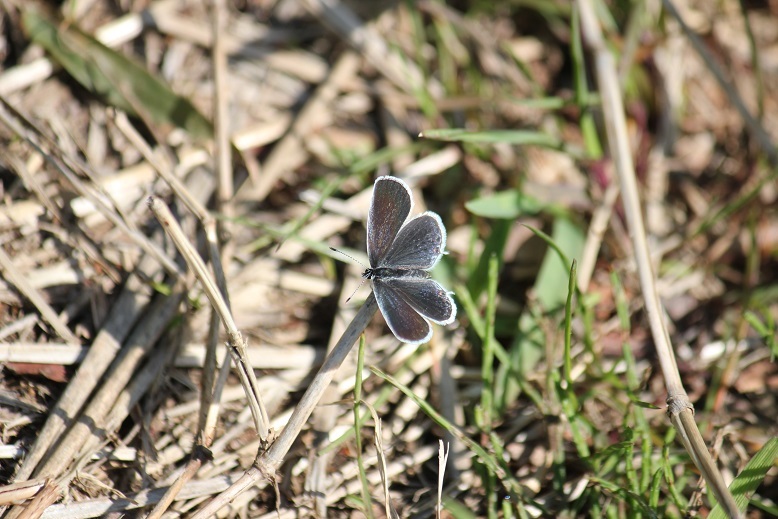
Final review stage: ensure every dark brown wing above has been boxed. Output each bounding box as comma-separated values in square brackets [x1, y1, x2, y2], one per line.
[378, 277, 456, 324]
[381, 212, 446, 270]
[372, 278, 432, 344]
[367, 177, 412, 267]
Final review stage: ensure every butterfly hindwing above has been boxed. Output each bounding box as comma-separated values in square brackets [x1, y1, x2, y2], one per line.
[377, 276, 456, 325]
[372, 278, 432, 345]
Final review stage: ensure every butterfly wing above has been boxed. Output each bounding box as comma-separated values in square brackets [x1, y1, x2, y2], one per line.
[367, 177, 413, 267]
[382, 212, 446, 270]
[372, 278, 432, 345]
[378, 277, 456, 325]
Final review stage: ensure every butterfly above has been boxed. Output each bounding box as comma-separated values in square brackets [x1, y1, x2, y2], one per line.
[364, 176, 456, 344]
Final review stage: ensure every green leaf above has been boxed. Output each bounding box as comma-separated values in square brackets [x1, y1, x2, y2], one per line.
[532, 218, 584, 310]
[465, 189, 545, 219]
[466, 219, 510, 299]
[23, 8, 212, 140]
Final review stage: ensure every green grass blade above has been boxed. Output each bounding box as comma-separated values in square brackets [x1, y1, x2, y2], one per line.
[421, 128, 562, 149]
[353, 335, 374, 519]
[709, 437, 778, 519]
[442, 496, 479, 519]
[562, 259, 576, 385]
[480, 254, 499, 432]
[569, 2, 603, 158]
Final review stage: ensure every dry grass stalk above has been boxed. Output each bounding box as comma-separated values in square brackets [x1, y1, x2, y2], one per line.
[147, 197, 270, 439]
[0, 248, 77, 344]
[577, 0, 741, 516]
[13, 273, 153, 481]
[189, 294, 378, 517]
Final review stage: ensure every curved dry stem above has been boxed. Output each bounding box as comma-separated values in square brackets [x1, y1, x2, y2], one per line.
[189, 293, 379, 519]
[147, 197, 270, 437]
[576, 1, 741, 517]
[114, 107, 231, 517]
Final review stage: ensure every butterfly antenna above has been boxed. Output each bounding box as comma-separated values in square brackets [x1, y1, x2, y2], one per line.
[329, 247, 370, 303]
[329, 247, 368, 269]
[345, 277, 368, 303]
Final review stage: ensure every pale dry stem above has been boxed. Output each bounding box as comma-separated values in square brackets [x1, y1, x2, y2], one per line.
[576, 0, 742, 516]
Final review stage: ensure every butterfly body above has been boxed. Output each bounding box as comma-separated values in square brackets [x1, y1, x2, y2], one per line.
[363, 267, 430, 280]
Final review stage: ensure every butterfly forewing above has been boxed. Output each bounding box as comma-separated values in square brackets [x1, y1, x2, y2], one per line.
[367, 177, 412, 267]
[377, 277, 456, 324]
[381, 212, 446, 270]
[372, 279, 432, 344]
